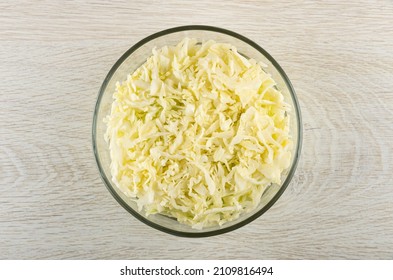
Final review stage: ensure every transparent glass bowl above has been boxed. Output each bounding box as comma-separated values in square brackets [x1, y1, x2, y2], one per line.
[93, 26, 302, 237]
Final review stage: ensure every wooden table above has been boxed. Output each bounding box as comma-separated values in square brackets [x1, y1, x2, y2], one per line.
[1, 0, 392, 259]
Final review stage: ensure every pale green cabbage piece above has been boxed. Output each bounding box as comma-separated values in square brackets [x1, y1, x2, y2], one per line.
[105, 38, 292, 229]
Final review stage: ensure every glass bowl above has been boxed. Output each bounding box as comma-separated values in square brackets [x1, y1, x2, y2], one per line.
[92, 25, 302, 237]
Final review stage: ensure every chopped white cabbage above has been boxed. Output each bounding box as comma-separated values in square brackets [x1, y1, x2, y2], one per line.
[105, 38, 292, 229]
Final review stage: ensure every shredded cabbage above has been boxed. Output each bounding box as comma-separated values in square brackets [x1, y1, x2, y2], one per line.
[105, 38, 292, 229]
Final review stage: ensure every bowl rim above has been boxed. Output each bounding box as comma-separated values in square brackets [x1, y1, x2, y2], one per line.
[92, 25, 303, 237]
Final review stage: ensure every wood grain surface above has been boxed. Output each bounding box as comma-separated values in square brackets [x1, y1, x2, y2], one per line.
[1, 0, 393, 259]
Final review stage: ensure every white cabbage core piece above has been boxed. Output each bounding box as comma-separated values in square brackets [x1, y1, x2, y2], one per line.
[105, 38, 292, 229]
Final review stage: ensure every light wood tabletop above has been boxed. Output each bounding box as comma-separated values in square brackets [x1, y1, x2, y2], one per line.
[1, 0, 392, 259]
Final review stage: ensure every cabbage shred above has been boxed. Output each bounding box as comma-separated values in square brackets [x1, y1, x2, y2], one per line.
[105, 38, 292, 229]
